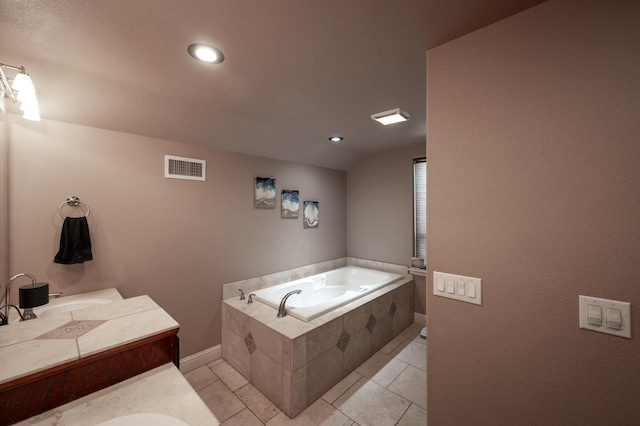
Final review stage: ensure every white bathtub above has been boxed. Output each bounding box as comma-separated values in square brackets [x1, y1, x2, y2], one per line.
[252, 266, 403, 321]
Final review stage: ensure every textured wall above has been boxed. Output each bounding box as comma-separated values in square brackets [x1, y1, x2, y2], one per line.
[427, 1, 640, 424]
[6, 118, 346, 356]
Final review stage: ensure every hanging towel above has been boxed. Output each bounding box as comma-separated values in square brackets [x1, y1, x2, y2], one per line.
[54, 217, 93, 264]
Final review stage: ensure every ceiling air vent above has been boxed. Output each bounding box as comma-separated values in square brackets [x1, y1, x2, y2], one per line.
[164, 155, 206, 181]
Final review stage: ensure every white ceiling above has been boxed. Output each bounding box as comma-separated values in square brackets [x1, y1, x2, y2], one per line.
[0, 0, 546, 170]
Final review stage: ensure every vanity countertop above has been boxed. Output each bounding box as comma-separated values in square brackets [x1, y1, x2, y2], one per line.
[15, 363, 220, 426]
[0, 291, 179, 386]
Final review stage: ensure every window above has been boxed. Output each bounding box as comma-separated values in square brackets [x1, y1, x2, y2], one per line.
[413, 158, 426, 259]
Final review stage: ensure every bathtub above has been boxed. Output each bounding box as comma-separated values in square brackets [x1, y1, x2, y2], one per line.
[252, 266, 403, 321]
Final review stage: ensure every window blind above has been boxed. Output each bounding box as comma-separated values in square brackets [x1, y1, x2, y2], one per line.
[413, 158, 426, 259]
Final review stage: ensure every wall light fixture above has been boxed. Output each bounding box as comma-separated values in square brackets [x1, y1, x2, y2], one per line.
[0, 63, 40, 121]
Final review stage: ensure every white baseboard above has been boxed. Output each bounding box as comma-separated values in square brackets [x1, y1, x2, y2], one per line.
[179, 344, 221, 373]
[414, 312, 426, 326]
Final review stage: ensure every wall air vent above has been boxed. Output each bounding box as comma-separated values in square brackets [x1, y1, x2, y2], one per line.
[164, 155, 206, 181]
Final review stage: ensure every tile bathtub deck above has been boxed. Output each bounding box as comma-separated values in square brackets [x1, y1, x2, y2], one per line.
[184, 323, 426, 426]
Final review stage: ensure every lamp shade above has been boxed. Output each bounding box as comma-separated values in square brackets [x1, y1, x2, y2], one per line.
[19, 282, 49, 309]
[22, 109, 41, 121]
[12, 72, 36, 93]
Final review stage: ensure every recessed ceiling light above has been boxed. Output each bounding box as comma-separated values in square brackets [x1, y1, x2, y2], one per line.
[329, 136, 343, 143]
[371, 108, 410, 125]
[187, 43, 225, 64]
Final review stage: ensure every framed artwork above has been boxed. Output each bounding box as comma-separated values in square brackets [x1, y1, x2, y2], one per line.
[281, 189, 299, 218]
[255, 177, 276, 208]
[303, 200, 319, 228]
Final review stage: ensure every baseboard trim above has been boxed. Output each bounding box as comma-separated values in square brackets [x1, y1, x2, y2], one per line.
[414, 312, 426, 326]
[179, 344, 221, 373]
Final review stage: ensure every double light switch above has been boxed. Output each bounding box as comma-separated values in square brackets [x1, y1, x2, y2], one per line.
[579, 295, 631, 339]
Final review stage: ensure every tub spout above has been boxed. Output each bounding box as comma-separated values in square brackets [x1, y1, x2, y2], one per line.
[277, 289, 302, 317]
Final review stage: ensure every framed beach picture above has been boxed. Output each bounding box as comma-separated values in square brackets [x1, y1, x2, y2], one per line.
[281, 189, 299, 218]
[255, 177, 276, 208]
[303, 200, 319, 228]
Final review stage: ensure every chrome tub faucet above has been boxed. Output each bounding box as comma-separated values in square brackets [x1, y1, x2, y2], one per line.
[277, 289, 301, 317]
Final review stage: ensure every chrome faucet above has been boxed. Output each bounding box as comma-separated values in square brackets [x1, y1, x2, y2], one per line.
[277, 289, 301, 317]
[2, 273, 37, 325]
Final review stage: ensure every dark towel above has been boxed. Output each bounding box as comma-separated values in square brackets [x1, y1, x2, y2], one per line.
[54, 217, 93, 264]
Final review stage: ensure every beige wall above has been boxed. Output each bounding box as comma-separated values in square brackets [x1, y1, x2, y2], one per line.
[6, 117, 346, 356]
[347, 143, 425, 265]
[347, 143, 426, 314]
[427, 1, 640, 424]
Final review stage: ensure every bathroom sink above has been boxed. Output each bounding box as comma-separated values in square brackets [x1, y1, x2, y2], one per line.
[95, 413, 189, 426]
[38, 298, 112, 318]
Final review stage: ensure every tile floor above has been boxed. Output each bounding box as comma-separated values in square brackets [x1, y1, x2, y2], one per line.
[184, 323, 426, 426]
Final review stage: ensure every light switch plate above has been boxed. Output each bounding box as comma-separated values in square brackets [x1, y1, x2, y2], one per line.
[433, 271, 482, 305]
[579, 295, 631, 339]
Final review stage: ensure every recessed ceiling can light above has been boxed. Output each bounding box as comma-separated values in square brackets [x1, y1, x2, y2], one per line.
[371, 108, 410, 125]
[329, 136, 343, 143]
[187, 43, 225, 64]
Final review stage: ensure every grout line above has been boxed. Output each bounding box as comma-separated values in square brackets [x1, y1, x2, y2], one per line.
[195, 324, 425, 425]
[394, 403, 414, 426]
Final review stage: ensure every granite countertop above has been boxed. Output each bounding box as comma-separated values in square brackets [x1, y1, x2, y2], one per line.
[15, 363, 220, 426]
[0, 290, 179, 385]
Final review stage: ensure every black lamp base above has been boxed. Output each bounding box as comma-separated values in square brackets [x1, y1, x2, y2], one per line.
[19, 282, 49, 310]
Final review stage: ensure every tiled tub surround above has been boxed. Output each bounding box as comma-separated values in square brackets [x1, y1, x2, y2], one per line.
[0, 293, 180, 425]
[222, 264, 414, 418]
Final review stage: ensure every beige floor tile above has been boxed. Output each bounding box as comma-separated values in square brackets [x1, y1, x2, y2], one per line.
[355, 351, 408, 388]
[322, 371, 362, 404]
[388, 365, 427, 410]
[210, 359, 250, 391]
[390, 339, 426, 371]
[183, 365, 220, 391]
[400, 323, 424, 340]
[221, 407, 265, 426]
[397, 404, 427, 426]
[235, 382, 281, 423]
[333, 377, 411, 426]
[266, 398, 354, 426]
[197, 380, 246, 423]
[379, 333, 406, 354]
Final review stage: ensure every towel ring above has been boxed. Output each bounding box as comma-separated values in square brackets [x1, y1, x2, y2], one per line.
[58, 196, 90, 218]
